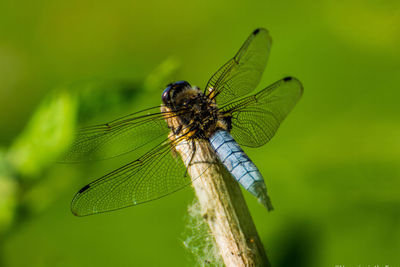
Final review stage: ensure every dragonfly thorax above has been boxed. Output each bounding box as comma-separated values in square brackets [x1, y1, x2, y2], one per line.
[161, 81, 228, 139]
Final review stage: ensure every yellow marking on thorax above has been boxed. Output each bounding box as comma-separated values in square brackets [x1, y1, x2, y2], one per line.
[161, 105, 195, 140]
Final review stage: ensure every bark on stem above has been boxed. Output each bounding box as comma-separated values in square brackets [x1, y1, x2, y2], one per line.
[174, 138, 270, 267]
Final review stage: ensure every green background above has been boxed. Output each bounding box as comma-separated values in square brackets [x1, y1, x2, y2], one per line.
[1, 0, 399, 266]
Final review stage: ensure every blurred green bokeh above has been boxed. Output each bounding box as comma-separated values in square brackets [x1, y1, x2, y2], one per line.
[1, 0, 399, 266]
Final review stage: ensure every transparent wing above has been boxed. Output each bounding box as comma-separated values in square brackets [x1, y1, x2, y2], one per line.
[71, 137, 204, 216]
[221, 77, 303, 147]
[61, 106, 179, 162]
[205, 28, 272, 105]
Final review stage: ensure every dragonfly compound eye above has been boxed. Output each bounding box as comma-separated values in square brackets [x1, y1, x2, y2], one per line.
[162, 81, 191, 105]
[162, 85, 172, 104]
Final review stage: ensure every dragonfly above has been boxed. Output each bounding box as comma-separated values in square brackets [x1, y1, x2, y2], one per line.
[64, 28, 303, 216]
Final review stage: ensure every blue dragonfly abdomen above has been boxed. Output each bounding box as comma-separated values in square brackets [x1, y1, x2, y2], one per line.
[209, 130, 273, 211]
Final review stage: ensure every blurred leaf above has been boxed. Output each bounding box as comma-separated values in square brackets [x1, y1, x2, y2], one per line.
[22, 166, 79, 215]
[0, 149, 18, 234]
[6, 90, 77, 178]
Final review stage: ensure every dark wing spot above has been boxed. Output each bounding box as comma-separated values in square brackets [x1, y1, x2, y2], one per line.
[78, 184, 90, 193]
[253, 28, 260, 35]
[283, 76, 292, 82]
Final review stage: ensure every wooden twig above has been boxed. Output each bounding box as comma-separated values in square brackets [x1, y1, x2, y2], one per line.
[174, 138, 270, 267]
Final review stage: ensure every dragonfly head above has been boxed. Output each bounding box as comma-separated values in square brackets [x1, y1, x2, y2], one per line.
[162, 80, 191, 107]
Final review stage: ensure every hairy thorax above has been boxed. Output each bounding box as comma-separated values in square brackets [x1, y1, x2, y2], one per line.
[161, 86, 229, 140]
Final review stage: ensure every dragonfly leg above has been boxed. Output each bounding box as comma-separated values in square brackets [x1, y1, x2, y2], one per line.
[184, 139, 197, 177]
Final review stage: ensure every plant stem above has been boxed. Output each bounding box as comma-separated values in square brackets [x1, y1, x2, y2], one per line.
[174, 138, 270, 267]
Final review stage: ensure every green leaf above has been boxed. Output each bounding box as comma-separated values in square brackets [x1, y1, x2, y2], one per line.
[6, 90, 77, 178]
